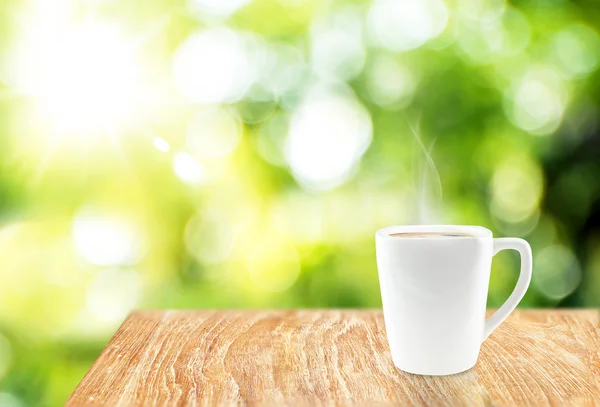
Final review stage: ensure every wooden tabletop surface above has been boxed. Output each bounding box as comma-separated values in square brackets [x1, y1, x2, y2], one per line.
[67, 309, 600, 406]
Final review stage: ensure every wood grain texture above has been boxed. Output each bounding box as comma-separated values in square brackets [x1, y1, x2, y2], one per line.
[67, 310, 600, 406]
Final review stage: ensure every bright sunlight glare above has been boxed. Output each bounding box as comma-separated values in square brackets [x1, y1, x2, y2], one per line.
[10, 21, 140, 133]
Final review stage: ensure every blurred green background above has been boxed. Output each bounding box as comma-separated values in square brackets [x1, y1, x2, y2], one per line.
[1, 0, 600, 404]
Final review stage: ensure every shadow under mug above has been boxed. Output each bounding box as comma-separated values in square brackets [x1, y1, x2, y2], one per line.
[375, 225, 532, 376]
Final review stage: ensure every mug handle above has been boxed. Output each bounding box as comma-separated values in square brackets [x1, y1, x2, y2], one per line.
[482, 238, 533, 342]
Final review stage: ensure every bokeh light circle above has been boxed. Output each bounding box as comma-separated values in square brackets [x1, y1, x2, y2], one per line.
[187, 0, 251, 22]
[552, 24, 600, 78]
[456, 6, 530, 64]
[0, 393, 22, 407]
[72, 209, 144, 267]
[310, 6, 365, 80]
[153, 137, 170, 153]
[491, 156, 544, 223]
[285, 83, 372, 191]
[534, 245, 581, 300]
[257, 43, 307, 98]
[493, 209, 540, 238]
[185, 211, 237, 264]
[86, 268, 140, 323]
[173, 152, 207, 185]
[367, 0, 448, 52]
[7, 21, 141, 132]
[458, 0, 505, 22]
[366, 54, 417, 107]
[173, 27, 253, 104]
[504, 66, 567, 135]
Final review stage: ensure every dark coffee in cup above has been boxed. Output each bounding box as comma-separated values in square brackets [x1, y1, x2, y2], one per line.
[389, 232, 475, 238]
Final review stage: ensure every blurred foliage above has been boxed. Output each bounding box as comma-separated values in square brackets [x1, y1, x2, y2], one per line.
[0, 0, 600, 404]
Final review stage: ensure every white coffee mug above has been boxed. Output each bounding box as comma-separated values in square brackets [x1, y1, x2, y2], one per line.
[375, 225, 532, 376]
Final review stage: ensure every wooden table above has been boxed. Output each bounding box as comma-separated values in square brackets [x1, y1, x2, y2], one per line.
[67, 310, 600, 406]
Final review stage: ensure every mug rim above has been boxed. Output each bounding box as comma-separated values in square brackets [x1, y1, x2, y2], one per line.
[376, 225, 493, 239]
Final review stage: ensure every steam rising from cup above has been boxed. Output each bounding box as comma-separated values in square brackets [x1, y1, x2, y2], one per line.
[406, 118, 443, 225]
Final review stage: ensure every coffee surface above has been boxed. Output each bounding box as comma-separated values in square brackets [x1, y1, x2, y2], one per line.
[389, 232, 475, 238]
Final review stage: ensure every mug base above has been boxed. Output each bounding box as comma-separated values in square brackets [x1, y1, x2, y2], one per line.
[394, 361, 477, 376]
